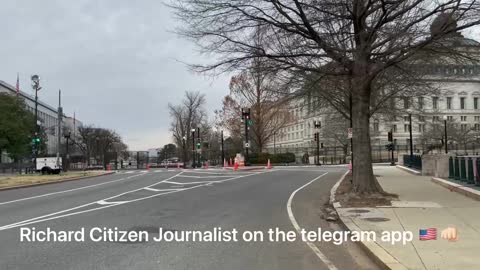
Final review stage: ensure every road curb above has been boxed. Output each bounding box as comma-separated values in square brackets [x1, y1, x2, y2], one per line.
[0, 171, 115, 192]
[395, 165, 421, 175]
[330, 172, 407, 270]
[431, 177, 480, 201]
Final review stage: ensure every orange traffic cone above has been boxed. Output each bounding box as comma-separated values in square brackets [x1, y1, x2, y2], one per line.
[229, 158, 233, 167]
[107, 164, 111, 171]
[224, 159, 227, 167]
[267, 159, 272, 170]
[205, 162, 209, 169]
[146, 163, 150, 171]
[234, 161, 239, 171]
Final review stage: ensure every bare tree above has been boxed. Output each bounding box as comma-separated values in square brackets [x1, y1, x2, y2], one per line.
[219, 64, 291, 152]
[77, 125, 127, 167]
[419, 119, 480, 153]
[171, 0, 480, 195]
[169, 91, 207, 163]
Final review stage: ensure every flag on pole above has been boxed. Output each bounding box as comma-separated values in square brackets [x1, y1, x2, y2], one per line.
[15, 73, 20, 94]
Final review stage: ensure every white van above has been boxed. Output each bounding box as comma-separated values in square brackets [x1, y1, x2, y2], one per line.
[36, 157, 62, 174]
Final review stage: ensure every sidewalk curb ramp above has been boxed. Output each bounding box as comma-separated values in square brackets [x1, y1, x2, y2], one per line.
[330, 172, 407, 270]
[395, 165, 421, 175]
[0, 171, 115, 192]
[431, 177, 480, 201]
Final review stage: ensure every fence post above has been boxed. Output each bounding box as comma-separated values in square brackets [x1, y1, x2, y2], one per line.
[460, 157, 467, 182]
[467, 157, 475, 184]
[476, 158, 480, 186]
[454, 157, 460, 180]
[449, 157, 455, 180]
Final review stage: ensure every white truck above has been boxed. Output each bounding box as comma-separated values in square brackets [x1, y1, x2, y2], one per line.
[36, 157, 62, 174]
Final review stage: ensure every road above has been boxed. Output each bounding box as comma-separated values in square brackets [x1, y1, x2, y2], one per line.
[0, 167, 379, 270]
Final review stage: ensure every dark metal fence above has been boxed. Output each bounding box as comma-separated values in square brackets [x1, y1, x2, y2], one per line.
[403, 155, 422, 170]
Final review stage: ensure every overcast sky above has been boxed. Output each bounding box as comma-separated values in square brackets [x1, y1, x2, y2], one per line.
[0, 0, 230, 151]
[1, 1, 479, 151]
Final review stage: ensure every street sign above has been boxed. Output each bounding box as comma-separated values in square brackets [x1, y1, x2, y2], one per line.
[347, 128, 353, 139]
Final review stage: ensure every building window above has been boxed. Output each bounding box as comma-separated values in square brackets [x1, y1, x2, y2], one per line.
[403, 116, 409, 122]
[404, 124, 409, 132]
[447, 97, 452, 109]
[475, 124, 480, 131]
[475, 97, 478, 110]
[418, 115, 425, 122]
[392, 125, 397, 132]
[433, 97, 438, 109]
[404, 97, 410, 109]
[418, 97, 424, 109]
[447, 116, 453, 121]
[460, 97, 466, 109]
[433, 116, 439, 122]
[461, 124, 468, 131]
[475, 116, 480, 122]
[373, 120, 379, 132]
[419, 124, 425, 133]
[461, 116, 467, 122]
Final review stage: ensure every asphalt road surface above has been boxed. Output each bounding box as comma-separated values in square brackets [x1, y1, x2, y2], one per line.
[0, 167, 379, 270]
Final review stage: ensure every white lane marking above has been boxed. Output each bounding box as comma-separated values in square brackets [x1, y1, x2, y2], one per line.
[287, 172, 338, 270]
[97, 200, 128, 205]
[0, 171, 264, 231]
[180, 175, 231, 179]
[0, 174, 143, 206]
[143, 187, 184, 192]
[0, 173, 183, 230]
[124, 171, 134, 174]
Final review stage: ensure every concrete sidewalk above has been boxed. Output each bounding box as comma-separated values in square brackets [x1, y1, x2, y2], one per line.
[335, 166, 480, 270]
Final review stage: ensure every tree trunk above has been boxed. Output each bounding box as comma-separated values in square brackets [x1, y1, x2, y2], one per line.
[351, 79, 384, 194]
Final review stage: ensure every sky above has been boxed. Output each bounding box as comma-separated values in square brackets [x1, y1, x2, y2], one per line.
[1, 1, 479, 151]
[0, 0, 230, 151]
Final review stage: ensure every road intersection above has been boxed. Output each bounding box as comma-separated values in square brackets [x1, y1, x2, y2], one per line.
[0, 167, 378, 270]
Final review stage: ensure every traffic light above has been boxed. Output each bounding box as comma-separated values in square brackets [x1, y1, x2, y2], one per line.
[385, 143, 395, 151]
[32, 137, 41, 144]
[388, 131, 393, 142]
[314, 133, 319, 142]
[196, 142, 201, 149]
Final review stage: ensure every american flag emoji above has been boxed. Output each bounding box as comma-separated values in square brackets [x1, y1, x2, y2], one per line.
[419, 228, 437, 241]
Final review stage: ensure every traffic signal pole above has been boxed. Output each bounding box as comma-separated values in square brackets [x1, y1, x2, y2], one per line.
[242, 108, 251, 166]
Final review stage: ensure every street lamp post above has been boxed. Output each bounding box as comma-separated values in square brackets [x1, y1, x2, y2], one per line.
[182, 136, 187, 165]
[443, 116, 449, 154]
[31, 75, 41, 167]
[191, 129, 196, 168]
[273, 132, 276, 154]
[241, 108, 251, 166]
[408, 111, 414, 167]
[314, 119, 322, 166]
[64, 132, 71, 172]
[221, 130, 225, 166]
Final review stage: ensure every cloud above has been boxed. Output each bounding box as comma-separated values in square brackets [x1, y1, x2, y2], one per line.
[0, 0, 229, 150]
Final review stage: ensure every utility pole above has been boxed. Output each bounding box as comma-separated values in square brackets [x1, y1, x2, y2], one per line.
[31, 75, 41, 169]
[242, 108, 251, 166]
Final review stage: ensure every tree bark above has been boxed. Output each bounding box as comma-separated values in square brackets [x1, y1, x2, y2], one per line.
[351, 76, 384, 194]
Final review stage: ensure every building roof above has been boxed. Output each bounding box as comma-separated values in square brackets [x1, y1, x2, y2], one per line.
[0, 79, 60, 115]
